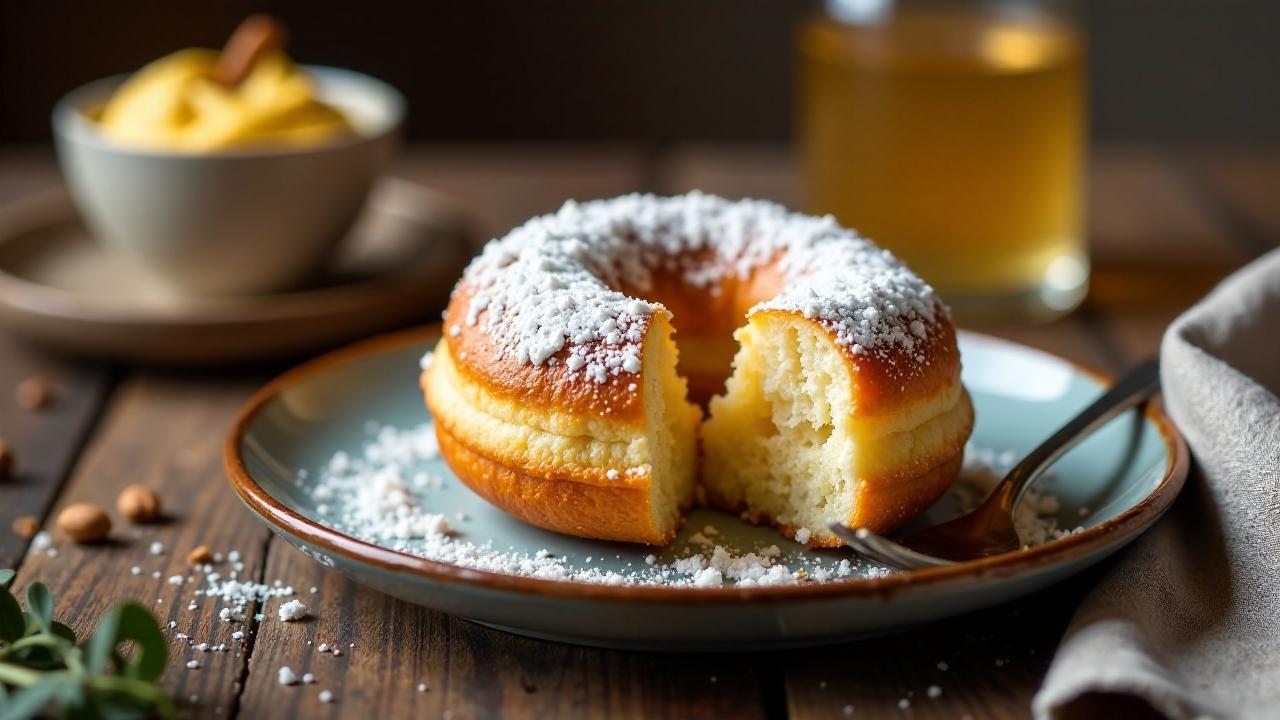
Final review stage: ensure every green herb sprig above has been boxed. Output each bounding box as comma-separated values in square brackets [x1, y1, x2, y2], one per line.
[0, 568, 173, 719]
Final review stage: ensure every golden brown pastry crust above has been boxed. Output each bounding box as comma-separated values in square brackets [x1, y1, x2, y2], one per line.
[433, 292, 968, 547]
[428, 195, 971, 547]
[443, 262, 961, 424]
[442, 291, 649, 425]
[430, 407, 678, 545]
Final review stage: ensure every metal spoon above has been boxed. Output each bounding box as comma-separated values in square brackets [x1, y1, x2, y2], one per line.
[829, 357, 1161, 570]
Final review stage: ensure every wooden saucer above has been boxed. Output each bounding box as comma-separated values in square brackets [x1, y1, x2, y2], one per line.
[0, 179, 476, 365]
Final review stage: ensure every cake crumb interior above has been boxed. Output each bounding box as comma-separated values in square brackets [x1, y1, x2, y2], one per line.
[641, 315, 700, 538]
[699, 313, 859, 543]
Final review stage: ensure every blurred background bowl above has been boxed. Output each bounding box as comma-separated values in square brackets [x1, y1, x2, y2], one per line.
[52, 65, 405, 296]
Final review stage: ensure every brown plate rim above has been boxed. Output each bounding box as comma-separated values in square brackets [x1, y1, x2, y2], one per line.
[224, 324, 1189, 605]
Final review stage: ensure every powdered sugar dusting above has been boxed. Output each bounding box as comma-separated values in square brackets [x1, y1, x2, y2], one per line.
[299, 421, 1078, 587]
[956, 445, 1084, 546]
[453, 192, 941, 383]
[304, 420, 891, 587]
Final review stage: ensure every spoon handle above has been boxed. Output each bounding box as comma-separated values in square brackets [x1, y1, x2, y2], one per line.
[991, 358, 1163, 512]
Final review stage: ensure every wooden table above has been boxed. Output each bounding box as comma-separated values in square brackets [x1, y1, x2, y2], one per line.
[0, 143, 1274, 719]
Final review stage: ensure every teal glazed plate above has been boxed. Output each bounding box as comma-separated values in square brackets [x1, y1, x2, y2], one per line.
[226, 325, 1188, 650]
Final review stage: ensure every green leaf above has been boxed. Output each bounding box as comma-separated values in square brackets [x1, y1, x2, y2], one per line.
[88, 676, 175, 719]
[84, 603, 166, 682]
[50, 621, 76, 643]
[85, 688, 154, 720]
[53, 686, 91, 720]
[13, 651, 62, 671]
[2, 627, 72, 666]
[0, 676, 67, 720]
[112, 604, 167, 682]
[84, 606, 121, 676]
[1, 582, 173, 720]
[24, 583, 52, 634]
[53, 677, 84, 707]
[0, 569, 14, 588]
[0, 586, 24, 642]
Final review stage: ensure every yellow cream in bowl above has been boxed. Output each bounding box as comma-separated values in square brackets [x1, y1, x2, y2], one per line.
[96, 49, 353, 152]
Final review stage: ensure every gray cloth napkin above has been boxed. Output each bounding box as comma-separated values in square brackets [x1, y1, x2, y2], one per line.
[1034, 249, 1280, 720]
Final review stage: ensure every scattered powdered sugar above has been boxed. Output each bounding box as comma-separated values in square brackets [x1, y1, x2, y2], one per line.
[666, 545, 822, 587]
[204, 576, 296, 619]
[452, 192, 941, 384]
[305, 420, 888, 587]
[277, 599, 308, 622]
[955, 445, 1084, 546]
[301, 420, 1081, 587]
[130, 551, 317, 682]
[314, 424, 450, 541]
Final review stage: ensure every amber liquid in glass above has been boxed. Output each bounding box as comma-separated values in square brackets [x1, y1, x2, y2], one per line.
[798, 8, 1086, 319]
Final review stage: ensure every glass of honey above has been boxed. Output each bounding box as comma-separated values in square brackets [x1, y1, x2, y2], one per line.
[798, 0, 1087, 321]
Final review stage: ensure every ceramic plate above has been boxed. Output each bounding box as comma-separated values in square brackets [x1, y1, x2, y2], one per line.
[0, 180, 474, 365]
[226, 325, 1187, 650]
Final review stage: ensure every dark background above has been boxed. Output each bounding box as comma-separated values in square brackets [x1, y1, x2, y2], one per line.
[2, 0, 1278, 144]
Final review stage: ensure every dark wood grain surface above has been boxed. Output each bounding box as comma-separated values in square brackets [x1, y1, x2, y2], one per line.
[6, 375, 270, 717]
[0, 143, 1272, 719]
[0, 337, 113, 568]
[239, 545, 774, 720]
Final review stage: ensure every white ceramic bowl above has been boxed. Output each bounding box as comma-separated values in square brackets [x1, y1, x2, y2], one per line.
[53, 66, 405, 296]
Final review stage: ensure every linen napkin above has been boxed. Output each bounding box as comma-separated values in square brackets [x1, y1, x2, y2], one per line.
[1034, 249, 1280, 720]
